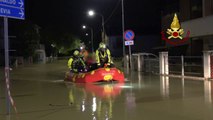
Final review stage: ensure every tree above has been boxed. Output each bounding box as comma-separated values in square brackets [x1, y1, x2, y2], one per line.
[56, 33, 81, 55]
[11, 21, 41, 58]
[40, 28, 81, 56]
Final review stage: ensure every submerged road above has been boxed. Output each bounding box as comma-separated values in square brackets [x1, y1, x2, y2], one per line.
[0, 60, 213, 120]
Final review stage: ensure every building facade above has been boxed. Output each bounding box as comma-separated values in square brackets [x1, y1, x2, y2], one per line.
[108, 35, 160, 57]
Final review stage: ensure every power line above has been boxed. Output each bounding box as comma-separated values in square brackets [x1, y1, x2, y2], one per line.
[104, 0, 121, 24]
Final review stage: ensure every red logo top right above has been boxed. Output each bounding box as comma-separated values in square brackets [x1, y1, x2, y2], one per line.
[161, 13, 190, 45]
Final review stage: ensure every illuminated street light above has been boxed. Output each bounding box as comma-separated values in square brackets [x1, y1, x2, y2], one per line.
[82, 25, 86, 29]
[87, 10, 105, 43]
[88, 10, 95, 16]
[82, 25, 94, 52]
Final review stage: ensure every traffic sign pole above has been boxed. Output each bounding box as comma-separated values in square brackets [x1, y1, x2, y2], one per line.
[0, 0, 25, 115]
[129, 45, 132, 70]
[4, 17, 11, 115]
[124, 30, 135, 70]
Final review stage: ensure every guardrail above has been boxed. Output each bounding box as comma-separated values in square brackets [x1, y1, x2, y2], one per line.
[168, 56, 203, 77]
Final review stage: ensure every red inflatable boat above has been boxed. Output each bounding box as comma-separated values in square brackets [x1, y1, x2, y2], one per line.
[65, 68, 125, 83]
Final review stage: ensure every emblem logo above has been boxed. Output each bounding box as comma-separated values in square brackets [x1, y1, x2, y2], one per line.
[161, 13, 190, 45]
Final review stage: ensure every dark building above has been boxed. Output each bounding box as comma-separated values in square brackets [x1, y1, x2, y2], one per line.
[108, 35, 160, 57]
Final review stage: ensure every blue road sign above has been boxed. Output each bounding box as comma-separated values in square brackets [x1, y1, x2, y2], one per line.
[0, 0, 25, 19]
[124, 30, 135, 41]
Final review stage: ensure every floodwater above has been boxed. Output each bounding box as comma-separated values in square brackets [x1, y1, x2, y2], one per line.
[0, 60, 213, 120]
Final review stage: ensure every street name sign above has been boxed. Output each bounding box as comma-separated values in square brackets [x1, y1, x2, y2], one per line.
[0, 0, 25, 19]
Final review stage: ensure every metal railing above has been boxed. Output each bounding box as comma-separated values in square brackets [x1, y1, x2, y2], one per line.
[168, 56, 203, 77]
[132, 53, 159, 74]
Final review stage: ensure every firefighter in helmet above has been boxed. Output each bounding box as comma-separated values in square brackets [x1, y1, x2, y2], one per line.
[68, 49, 87, 73]
[79, 43, 89, 61]
[95, 42, 113, 67]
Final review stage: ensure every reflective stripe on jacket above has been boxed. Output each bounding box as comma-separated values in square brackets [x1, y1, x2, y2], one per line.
[95, 49, 112, 64]
[67, 57, 86, 70]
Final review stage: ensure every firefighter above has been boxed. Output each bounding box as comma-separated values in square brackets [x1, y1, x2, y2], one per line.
[95, 42, 113, 68]
[68, 49, 87, 73]
[79, 43, 89, 61]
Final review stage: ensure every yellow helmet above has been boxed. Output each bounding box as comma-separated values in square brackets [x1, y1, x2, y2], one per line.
[99, 42, 106, 49]
[73, 50, 80, 56]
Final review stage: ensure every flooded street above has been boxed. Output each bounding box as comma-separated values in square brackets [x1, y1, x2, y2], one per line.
[0, 60, 213, 120]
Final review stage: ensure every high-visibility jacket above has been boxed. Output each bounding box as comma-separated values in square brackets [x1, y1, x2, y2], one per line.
[95, 48, 113, 65]
[67, 56, 86, 71]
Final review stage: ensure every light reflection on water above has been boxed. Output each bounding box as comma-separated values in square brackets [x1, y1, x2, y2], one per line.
[159, 76, 213, 105]
[204, 80, 213, 104]
[160, 76, 170, 99]
[66, 83, 126, 120]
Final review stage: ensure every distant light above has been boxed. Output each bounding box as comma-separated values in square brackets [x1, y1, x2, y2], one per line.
[82, 25, 86, 29]
[86, 33, 89, 36]
[88, 10, 95, 16]
[51, 44, 56, 47]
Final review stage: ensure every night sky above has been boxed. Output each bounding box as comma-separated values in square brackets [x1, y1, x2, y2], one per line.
[25, 0, 161, 38]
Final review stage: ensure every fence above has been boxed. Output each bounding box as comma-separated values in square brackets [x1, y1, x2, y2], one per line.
[168, 56, 203, 77]
[131, 52, 204, 78]
[132, 53, 159, 74]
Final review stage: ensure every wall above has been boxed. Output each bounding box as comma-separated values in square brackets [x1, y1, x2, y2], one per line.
[181, 15, 213, 37]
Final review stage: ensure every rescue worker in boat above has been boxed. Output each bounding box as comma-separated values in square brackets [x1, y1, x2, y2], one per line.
[68, 49, 87, 73]
[79, 43, 96, 71]
[95, 42, 114, 68]
[79, 43, 89, 61]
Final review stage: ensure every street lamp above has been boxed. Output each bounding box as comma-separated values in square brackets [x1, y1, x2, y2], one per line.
[88, 10, 95, 16]
[82, 25, 94, 52]
[87, 10, 105, 43]
[83, 25, 86, 29]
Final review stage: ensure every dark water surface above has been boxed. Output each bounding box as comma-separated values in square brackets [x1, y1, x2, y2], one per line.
[0, 61, 213, 120]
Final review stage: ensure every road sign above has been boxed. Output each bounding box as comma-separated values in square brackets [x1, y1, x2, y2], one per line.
[1, 0, 25, 114]
[125, 41, 134, 46]
[124, 30, 135, 41]
[0, 0, 25, 19]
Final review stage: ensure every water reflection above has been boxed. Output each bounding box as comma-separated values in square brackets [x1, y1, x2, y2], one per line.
[137, 73, 144, 89]
[204, 80, 213, 104]
[66, 83, 124, 120]
[182, 78, 185, 97]
[125, 92, 136, 113]
[160, 76, 170, 99]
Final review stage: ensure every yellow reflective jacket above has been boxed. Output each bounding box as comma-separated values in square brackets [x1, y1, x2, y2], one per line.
[67, 57, 86, 70]
[95, 48, 113, 65]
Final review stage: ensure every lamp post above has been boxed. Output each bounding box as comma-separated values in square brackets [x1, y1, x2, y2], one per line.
[122, 0, 126, 69]
[88, 10, 105, 43]
[83, 25, 94, 53]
